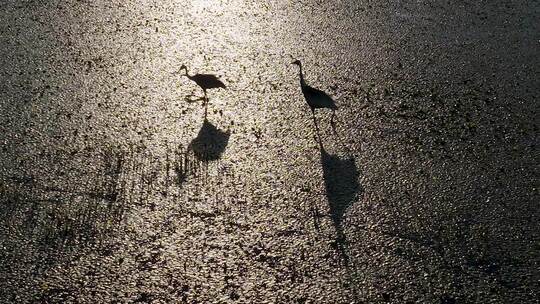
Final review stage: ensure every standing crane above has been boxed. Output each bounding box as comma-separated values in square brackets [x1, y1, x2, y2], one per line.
[291, 60, 337, 138]
[178, 64, 226, 117]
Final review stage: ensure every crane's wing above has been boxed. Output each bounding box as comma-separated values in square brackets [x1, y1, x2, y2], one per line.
[304, 85, 338, 109]
[193, 74, 226, 89]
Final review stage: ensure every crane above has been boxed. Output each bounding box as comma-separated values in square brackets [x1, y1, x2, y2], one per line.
[178, 64, 226, 116]
[291, 60, 337, 137]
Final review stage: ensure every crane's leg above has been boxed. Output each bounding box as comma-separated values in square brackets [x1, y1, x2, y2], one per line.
[311, 108, 322, 146]
[311, 108, 318, 131]
[329, 109, 353, 155]
[330, 109, 337, 135]
[203, 89, 208, 119]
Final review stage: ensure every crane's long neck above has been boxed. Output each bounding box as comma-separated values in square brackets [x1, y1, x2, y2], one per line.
[298, 64, 306, 88]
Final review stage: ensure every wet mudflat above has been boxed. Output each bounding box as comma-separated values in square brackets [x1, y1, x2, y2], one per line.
[0, 1, 538, 303]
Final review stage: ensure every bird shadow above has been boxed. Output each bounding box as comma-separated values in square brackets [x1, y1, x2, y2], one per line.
[176, 118, 230, 185]
[189, 118, 230, 162]
[317, 138, 362, 265]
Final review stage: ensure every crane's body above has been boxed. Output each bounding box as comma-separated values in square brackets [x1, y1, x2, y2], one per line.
[292, 60, 337, 137]
[301, 85, 337, 110]
[179, 64, 226, 117]
[187, 73, 226, 91]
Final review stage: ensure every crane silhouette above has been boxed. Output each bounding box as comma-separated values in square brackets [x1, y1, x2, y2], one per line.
[179, 64, 226, 117]
[292, 60, 337, 139]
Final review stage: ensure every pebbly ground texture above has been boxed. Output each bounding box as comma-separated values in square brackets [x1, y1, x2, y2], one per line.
[0, 1, 538, 303]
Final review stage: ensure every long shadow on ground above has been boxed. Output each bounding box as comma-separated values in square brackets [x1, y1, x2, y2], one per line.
[189, 118, 230, 162]
[319, 141, 361, 264]
[176, 119, 230, 185]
